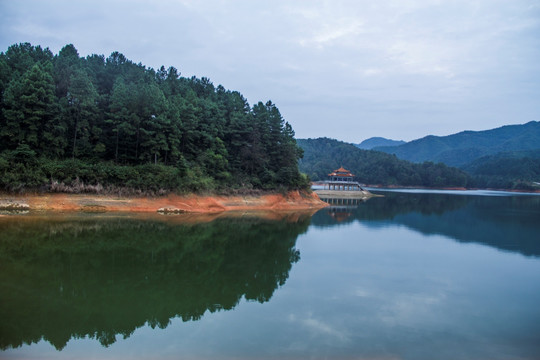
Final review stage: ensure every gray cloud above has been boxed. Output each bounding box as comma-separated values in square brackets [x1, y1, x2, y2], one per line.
[1, 0, 539, 142]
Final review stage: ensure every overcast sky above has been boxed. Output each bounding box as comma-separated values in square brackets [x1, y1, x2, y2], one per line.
[1, 0, 539, 142]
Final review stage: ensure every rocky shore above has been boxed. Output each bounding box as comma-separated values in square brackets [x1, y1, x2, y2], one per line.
[0, 190, 328, 214]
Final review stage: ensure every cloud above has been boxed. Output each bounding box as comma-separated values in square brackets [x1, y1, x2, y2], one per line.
[288, 313, 349, 342]
[1, 0, 539, 142]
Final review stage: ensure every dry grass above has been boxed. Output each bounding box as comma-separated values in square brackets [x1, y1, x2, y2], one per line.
[47, 178, 171, 197]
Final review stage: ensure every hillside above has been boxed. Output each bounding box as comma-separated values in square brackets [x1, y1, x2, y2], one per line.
[375, 121, 540, 167]
[463, 150, 540, 190]
[356, 137, 406, 150]
[0, 43, 309, 193]
[298, 138, 470, 188]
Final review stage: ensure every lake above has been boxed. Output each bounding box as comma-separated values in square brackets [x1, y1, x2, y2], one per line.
[1, 190, 540, 359]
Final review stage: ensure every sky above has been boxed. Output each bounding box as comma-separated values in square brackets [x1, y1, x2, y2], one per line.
[1, 0, 539, 143]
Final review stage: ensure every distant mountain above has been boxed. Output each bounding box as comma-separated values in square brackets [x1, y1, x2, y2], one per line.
[297, 137, 469, 187]
[375, 121, 540, 167]
[356, 137, 406, 150]
[463, 149, 540, 174]
[462, 149, 540, 190]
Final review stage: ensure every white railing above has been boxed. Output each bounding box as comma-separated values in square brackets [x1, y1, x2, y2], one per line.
[321, 180, 364, 191]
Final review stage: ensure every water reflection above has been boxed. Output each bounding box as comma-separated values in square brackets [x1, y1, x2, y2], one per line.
[314, 192, 540, 257]
[317, 196, 368, 223]
[0, 213, 310, 350]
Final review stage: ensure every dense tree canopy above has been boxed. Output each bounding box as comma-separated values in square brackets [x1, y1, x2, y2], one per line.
[462, 150, 540, 190]
[0, 43, 309, 192]
[298, 138, 471, 188]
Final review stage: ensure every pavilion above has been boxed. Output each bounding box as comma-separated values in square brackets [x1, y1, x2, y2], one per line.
[323, 167, 364, 191]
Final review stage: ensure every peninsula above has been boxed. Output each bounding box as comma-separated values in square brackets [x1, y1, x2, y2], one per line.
[0, 43, 311, 200]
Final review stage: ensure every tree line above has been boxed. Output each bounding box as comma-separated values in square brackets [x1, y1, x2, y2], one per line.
[298, 138, 470, 188]
[0, 43, 309, 193]
[462, 150, 540, 191]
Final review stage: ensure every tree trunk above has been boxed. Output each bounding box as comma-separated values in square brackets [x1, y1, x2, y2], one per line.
[135, 126, 140, 160]
[72, 113, 79, 159]
[114, 127, 119, 162]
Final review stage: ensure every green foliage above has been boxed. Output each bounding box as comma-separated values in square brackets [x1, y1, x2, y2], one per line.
[298, 137, 470, 188]
[462, 150, 540, 190]
[0, 42, 308, 192]
[0, 145, 46, 190]
[1, 62, 60, 155]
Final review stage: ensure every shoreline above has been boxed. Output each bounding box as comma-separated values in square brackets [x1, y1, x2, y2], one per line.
[311, 182, 540, 194]
[0, 190, 328, 214]
[364, 185, 540, 194]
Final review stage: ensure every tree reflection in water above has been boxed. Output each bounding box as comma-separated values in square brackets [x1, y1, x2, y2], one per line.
[0, 213, 310, 350]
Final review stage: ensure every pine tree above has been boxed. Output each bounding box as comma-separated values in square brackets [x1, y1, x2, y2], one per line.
[66, 69, 99, 158]
[1, 63, 61, 155]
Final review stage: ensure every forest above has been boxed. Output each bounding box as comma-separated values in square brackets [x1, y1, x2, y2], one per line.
[299, 138, 540, 191]
[462, 150, 540, 190]
[0, 43, 309, 193]
[298, 138, 471, 188]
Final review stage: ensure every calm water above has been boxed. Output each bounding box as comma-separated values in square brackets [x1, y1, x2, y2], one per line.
[1, 191, 540, 359]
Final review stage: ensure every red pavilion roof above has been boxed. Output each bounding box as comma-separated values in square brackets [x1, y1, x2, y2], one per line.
[328, 167, 355, 177]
